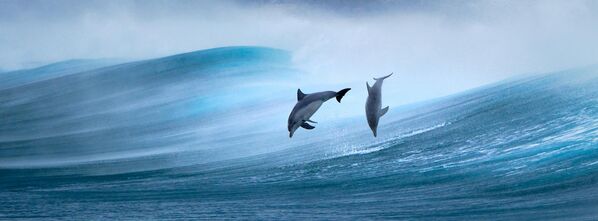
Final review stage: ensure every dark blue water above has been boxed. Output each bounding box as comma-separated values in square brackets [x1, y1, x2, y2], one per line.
[1, 47, 597, 220]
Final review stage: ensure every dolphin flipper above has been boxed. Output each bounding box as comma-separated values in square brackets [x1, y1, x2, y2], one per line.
[301, 122, 315, 130]
[306, 119, 318, 124]
[379, 106, 389, 117]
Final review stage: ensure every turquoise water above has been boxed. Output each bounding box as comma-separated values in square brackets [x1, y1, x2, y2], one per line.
[1, 47, 597, 220]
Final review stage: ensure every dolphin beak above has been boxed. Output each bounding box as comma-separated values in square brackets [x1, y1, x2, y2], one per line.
[289, 131, 294, 138]
[373, 129, 377, 137]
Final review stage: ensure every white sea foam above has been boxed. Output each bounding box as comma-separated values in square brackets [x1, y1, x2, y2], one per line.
[332, 121, 451, 158]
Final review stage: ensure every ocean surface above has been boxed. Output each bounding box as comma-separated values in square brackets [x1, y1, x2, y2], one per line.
[1, 47, 597, 220]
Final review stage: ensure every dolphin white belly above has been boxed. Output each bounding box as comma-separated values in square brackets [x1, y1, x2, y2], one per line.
[296, 100, 323, 122]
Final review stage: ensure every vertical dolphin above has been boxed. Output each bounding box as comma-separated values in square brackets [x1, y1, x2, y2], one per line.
[288, 88, 351, 138]
[365, 73, 393, 137]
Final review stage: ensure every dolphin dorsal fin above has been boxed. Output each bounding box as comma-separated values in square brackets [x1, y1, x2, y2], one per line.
[297, 89, 306, 101]
[366, 82, 372, 95]
[379, 106, 389, 117]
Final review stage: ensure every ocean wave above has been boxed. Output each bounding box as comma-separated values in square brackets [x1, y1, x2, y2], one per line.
[1, 48, 598, 219]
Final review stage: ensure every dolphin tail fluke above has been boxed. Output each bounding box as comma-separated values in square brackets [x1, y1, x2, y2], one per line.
[301, 122, 315, 130]
[373, 72, 393, 81]
[335, 88, 351, 103]
[380, 106, 389, 117]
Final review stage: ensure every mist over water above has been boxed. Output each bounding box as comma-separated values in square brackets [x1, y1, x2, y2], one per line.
[2, 0, 598, 105]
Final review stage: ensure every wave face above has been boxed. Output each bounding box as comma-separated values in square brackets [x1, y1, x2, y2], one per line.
[1, 48, 598, 220]
[0, 47, 298, 169]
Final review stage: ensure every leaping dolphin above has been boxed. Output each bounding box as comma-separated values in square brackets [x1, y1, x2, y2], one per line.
[288, 88, 351, 138]
[366, 73, 393, 137]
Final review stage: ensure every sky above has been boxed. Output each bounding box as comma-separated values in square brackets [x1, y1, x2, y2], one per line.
[1, 0, 598, 105]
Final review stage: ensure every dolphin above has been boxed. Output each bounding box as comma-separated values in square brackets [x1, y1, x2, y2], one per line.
[288, 88, 351, 138]
[366, 73, 393, 137]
